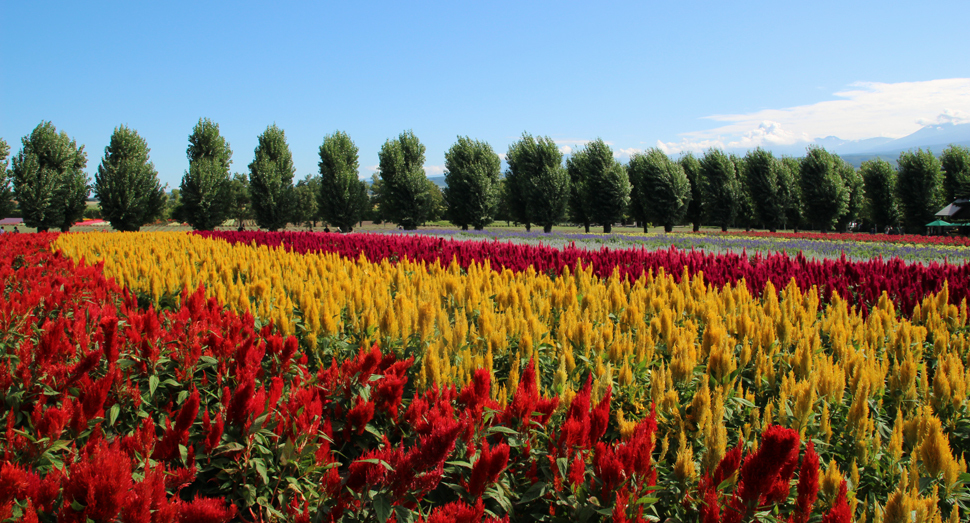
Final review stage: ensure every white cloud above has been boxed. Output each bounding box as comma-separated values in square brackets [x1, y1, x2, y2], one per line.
[424, 165, 445, 176]
[659, 78, 970, 154]
[558, 145, 573, 155]
[613, 147, 644, 159]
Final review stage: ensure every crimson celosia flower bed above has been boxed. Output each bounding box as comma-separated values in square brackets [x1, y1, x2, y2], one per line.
[0, 234, 850, 522]
[198, 230, 970, 314]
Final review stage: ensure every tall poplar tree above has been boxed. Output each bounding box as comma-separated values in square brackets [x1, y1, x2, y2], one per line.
[896, 148, 943, 234]
[744, 148, 784, 232]
[799, 146, 847, 233]
[319, 131, 368, 232]
[95, 126, 166, 231]
[567, 139, 629, 233]
[505, 133, 569, 233]
[836, 160, 865, 232]
[180, 118, 232, 231]
[249, 124, 296, 231]
[11, 121, 89, 232]
[0, 139, 13, 219]
[940, 145, 970, 201]
[443, 136, 501, 230]
[680, 152, 704, 231]
[860, 159, 899, 232]
[628, 148, 690, 232]
[378, 130, 430, 230]
[700, 148, 740, 231]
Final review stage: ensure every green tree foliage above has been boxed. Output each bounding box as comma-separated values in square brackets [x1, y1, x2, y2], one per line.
[627, 148, 691, 232]
[940, 145, 970, 201]
[166, 189, 182, 222]
[731, 154, 757, 231]
[567, 139, 629, 233]
[318, 131, 368, 233]
[293, 175, 320, 229]
[679, 153, 704, 231]
[226, 173, 252, 229]
[180, 118, 232, 231]
[895, 148, 943, 234]
[860, 159, 900, 231]
[743, 148, 786, 232]
[0, 139, 13, 219]
[378, 130, 430, 230]
[505, 133, 569, 233]
[443, 136, 501, 230]
[367, 174, 385, 224]
[566, 150, 593, 233]
[780, 157, 802, 231]
[798, 146, 847, 233]
[836, 160, 865, 232]
[94, 126, 165, 231]
[700, 148, 740, 231]
[424, 181, 447, 223]
[248, 124, 296, 231]
[11, 121, 89, 232]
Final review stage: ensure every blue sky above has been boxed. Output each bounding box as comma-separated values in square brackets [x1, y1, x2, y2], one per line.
[2, 1, 969, 189]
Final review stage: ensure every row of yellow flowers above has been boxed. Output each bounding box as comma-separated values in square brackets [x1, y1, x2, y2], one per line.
[55, 232, 970, 522]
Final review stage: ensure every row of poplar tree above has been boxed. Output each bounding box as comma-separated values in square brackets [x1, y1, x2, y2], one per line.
[1, 119, 969, 234]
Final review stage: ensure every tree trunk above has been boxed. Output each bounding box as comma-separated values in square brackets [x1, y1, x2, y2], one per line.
[643, 224, 649, 233]
[693, 222, 700, 232]
[474, 225, 483, 231]
[603, 223, 612, 234]
[721, 225, 728, 232]
[525, 223, 531, 232]
[769, 228, 776, 233]
[404, 224, 417, 231]
[543, 224, 552, 233]
[664, 224, 673, 233]
[461, 224, 468, 231]
[584, 222, 590, 233]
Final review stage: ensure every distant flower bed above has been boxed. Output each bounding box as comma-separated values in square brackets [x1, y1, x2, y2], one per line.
[198, 230, 970, 314]
[696, 229, 970, 246]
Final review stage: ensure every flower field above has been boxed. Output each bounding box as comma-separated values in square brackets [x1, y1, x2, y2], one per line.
[2, 231, 969, 522]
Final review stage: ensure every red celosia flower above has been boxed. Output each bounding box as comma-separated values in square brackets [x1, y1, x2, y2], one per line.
[736, 425, 799, 511]
[613, 487, 630, 523]
[346, 396, 375, 436]
[821, 481, 850, 523]
[712, 439, 743, 488]
[425, 498, 484, 523]
[59, 440, 133, 523]
[792, 441, 820, 523]
[568, 451, 586, 490]
[700, 480, 721, 523]
[593, 441, 625, 497]
[588, 386, 612, 444]
[173, 496, 237, 523]
[0, 462, 31, 504]
[468, 441, 511, 497]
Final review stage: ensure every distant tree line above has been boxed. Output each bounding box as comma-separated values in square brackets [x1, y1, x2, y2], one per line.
[3, 120, 969, 235]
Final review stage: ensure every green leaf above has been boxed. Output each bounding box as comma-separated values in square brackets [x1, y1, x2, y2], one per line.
[148, 375, 159, 397]
[518, 482, 547, 504]
[253, 458, 269, 485]
[357, 458, 394, 471]
[374, 494, 392, 523]
[108, 403, 120, 426]
[486, 426, 519, 436]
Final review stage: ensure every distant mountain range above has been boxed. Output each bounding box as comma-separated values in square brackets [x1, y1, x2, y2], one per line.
[757, 122, 970, 167]
[421, 123, 970, 184]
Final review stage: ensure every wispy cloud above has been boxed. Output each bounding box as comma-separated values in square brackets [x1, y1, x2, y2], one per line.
[424, 165, 445, 176]
[659, 78, 970, 154]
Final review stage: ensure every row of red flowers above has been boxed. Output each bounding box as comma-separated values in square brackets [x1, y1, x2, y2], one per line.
[693, 229, 970, 247]
[198, 230, 970, 314]
[0, 233, 847, 522]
